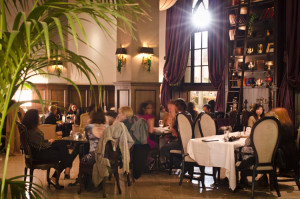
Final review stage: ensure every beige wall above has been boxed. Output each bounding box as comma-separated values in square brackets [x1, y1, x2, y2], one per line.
[116, 0, 159, 83]
[159, 10, 167, 83]
[68, 14, 117, 85]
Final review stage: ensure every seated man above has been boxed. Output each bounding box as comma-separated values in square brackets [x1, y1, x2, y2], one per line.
[160, 98, 192, 167]
[203, 104, 216, 119]
[45, 106, 69, 137]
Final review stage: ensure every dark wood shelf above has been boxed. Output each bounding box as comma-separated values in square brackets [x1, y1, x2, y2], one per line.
[226, 0, 274, 10]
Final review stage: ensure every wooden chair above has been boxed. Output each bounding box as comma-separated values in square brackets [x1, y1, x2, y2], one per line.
[79, 113, 90, 133]
[78, 141, 122, 198]
[193, 113, 203, 138]
[199, 113, 221, 185]
[17, 122, 60, 190]
[169, 113, 201, 186]
[237, 117, 281, 198]
[38, 124, 57, 140]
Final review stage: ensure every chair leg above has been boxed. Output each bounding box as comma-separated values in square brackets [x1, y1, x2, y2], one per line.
[102, 177, 107, 198]
[295, 165, 300, 190]
[179, 160, 185, 186]
[218, 168, 221, 182]
[199, 166, 205, 188]
[273, 170, 281, 197]
[189, 164, 194, 182]
[114, 170, 122, 194]
[24, 168, 28, 181]
[251, 170, 256, 199]
[169, 153, 173, 175]
[213, 167, 217, 184]
[29, 169, 34, 191]
[127, 172, 131, 186]
[77, 167, 82, 194]
[46, 169, 51, 188]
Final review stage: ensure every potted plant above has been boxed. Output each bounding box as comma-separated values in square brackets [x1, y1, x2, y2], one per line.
[0, 0, 148, 198]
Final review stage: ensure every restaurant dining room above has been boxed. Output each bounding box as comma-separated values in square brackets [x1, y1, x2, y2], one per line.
[1, 0, 300, 198]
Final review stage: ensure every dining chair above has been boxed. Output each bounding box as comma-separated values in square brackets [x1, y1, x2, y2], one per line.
[17, 122, 60, 190]
[237, 117, 281, 198]
[193, 113, 203, 138]
[199, 113, 220, 185]
[38, 124, 60, 140]
[169, 113, 202, 186]
[80, 113, 90, 133]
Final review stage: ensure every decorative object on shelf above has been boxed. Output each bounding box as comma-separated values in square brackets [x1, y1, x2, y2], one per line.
[248, 14, 258, 36]
[262, 7, 274, 19]
[115, 47, 127, 72]
[256, 78, 263, 86]
[247, 61, 255, 70]
[266, 42, 274, 53]
[265, 60, 274, 70]
[229, 29, 236, 40]
[243, 99, 248, 111]
[232, 97, 238, 111]
[139, 47, 154, 72]
[257, 43, 263, 53]
[240, 7, 247, 15]
[229, 14, 236, 25]
[265, 75, 273, 87]
[159, 0, 177, 11]
[247, 47, 253, 54]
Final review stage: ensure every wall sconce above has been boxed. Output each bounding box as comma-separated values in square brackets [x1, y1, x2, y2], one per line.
[49, 59, 64, 77]
[115, 48, 127, 72]
[139, 47, 154, 72]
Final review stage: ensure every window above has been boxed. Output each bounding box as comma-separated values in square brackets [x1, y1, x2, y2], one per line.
[190, 91, 217, 112]
[13, 89, 33, 107]
[184, 0, 210, 84]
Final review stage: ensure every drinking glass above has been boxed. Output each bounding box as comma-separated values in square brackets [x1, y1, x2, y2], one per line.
[159, 120, 163, 128]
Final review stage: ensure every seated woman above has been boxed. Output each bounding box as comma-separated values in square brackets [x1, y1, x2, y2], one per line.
[22, 109, 72, 189]
[137, 102, 155, 148]
[248, 104, 264, 128]
[81, 110, 106, 165]
[271, 108, 298, 173]
[66, 103, 77, 123]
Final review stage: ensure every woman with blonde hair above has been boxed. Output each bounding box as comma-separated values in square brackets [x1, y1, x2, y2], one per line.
[270, 108, 297, 172]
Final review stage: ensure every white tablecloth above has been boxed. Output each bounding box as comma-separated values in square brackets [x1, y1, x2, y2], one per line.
[187, 134, 246, 190]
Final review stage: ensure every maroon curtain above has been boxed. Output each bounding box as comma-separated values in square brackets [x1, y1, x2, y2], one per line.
[161, 0, 193, 108]
[208, 0, 227, 112]
[278, 0, 300, 121]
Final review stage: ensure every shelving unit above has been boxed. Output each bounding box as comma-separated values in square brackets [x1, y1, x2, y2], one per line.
[226, 0, 279, 129]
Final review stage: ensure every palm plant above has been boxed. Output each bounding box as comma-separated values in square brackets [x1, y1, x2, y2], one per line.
[0, 0, 148, 198]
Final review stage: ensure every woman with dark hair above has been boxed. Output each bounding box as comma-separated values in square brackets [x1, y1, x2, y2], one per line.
[22, 109, 72, 189]
[81, 110, 106, 165]
[248, 104, 264, 128]
[187, 102, 198, 122]
[137, 102, 155, 135]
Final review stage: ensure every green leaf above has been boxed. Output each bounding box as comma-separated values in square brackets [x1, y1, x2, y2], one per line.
[40, 21, 50, 59]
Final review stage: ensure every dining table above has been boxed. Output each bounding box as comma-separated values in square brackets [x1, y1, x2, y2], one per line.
[187, 132, 247, 190]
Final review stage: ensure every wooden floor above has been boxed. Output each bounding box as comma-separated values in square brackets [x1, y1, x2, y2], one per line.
[1, 154, 300, 199]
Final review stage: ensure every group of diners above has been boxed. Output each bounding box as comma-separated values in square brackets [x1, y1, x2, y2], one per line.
[3, 97, 299, 191]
